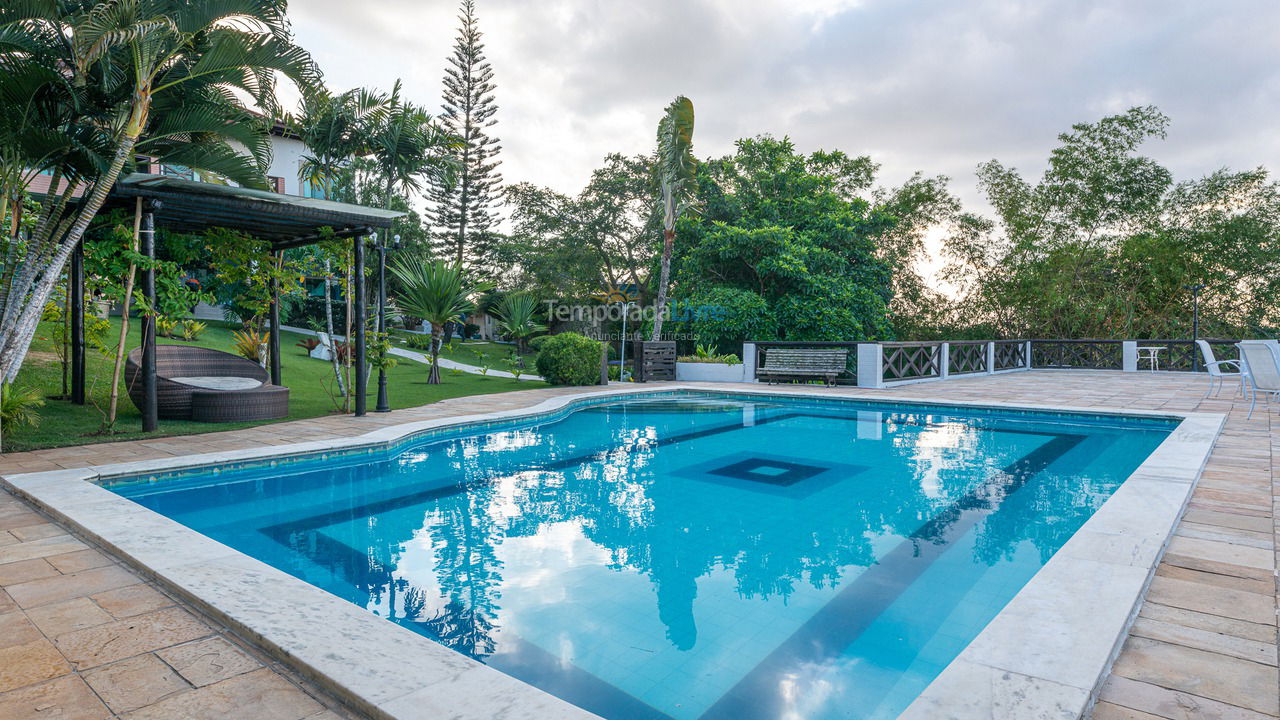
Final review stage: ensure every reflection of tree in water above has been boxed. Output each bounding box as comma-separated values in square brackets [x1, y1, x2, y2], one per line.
[971, 470, 1119, 566]
[320, 404, 1106, 657]
[411, 443, 507, 659]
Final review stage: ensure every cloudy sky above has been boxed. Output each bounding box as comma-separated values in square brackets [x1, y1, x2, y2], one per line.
[287, 0, 1280, 239]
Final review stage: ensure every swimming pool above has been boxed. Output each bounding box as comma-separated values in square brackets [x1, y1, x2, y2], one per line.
[104, 392, 1175, 719]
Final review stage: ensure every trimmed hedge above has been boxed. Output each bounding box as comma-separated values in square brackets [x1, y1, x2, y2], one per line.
[534, 332, 602, 385]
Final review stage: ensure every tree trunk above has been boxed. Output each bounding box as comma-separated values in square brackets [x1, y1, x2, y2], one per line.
[650, 227, 675, 341]
[343, 259, 352, 412]
[323, 259, 346, 398]
[0, 121, 143, 383]
[429, 323, 443, 384]
[107, 200, 143, 427]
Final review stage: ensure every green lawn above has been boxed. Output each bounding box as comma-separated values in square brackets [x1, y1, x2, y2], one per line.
[391, 333, 533, 370]
[7, 319, 547, 453]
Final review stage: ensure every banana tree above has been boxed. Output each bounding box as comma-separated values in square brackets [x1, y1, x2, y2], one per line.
[649, 96, 696, 341]
[390, 256, 485, 384]
[0, 0, 319, 385]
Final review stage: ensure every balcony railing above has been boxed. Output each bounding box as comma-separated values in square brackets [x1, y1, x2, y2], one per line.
[737, 338, 1242, 388]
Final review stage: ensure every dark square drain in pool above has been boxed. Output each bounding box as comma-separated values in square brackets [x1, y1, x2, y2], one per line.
[706, 457, 828, 486]
[675, 451, 865, 498]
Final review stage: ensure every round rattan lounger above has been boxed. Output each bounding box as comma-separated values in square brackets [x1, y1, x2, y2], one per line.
[125, 345, 289, 422]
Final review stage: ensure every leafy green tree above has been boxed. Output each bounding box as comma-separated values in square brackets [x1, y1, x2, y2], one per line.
[944, 106, 1280, 338]
[499, 153, 656, 299]
[674, 286, 773, 350]
[650, 96, 696, 341]
[0, 0, 318, 383]
[390, 256, 482, 384]
[672, 136, 895, 345]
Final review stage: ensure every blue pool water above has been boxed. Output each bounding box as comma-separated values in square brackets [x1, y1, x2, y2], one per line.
[107, 393, 1174, 719]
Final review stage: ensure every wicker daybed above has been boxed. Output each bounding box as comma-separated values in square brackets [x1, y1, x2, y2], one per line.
[125, 345, 289, 422]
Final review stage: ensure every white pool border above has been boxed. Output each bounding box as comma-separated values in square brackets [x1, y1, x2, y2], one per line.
[1, 384, 1224, 720]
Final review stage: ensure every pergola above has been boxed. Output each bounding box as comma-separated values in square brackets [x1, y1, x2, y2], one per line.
[67, 173, 405, 430]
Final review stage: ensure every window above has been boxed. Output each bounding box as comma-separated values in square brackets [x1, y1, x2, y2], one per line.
[161, 164, 196, 181]
[303, 178, 327, 199]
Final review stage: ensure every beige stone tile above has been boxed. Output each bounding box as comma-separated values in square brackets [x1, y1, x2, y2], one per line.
[55, 606, 210, 670]
[1111, 637, 1279, 715]
[1099, 675, 1274, 720]
[0, 674, 111, 719]
[92, 583, 173, 619]
[26, 597, 114, 638]
[0, 508, 46, 532]
[1162, 549, 1276, 582]
[1138, 601, 1277, 645]
[8, 523, 65, 542]
[1155, 563, 1276, 596]
[1129, 616, 1277, 666]
[1145, 575, 1276, 626]
[1090, 701, 1166, 720]
[83, 652, 191, 714]
[7, 564, 137, 609]
[1177, 504, 1269, 532]
[0, 589, 14, 615]
[0, 611, 44, 649]
[0, 637, 71, 693]
[45, 548, 113, 574]
[0, 557, 59, 587]
[123, 668, 323, 720]
[0, 535, 87, 566]
[302, 711, 347, 720]
[157, 636, 261, 687]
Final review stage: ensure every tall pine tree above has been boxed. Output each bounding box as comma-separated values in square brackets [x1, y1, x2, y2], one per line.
[431, 0, 503, 270]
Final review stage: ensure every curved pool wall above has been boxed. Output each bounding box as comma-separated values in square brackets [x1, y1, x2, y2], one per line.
[105, 391, 1174, 719]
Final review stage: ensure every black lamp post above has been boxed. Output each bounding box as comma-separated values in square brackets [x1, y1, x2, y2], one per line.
[374, 233, 401, 413]
[1186, 283, 1204, 372]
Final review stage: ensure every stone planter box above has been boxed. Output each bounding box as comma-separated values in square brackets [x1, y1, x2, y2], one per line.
[675, 362, 748, 382]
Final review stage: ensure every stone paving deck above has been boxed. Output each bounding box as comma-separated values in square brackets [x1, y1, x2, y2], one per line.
[0, 371, 1274, 718]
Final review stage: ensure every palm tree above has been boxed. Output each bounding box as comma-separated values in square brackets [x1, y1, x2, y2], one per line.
[367, 79, 458, 213]
[649, 96, 696, 341]
[391, 256, 484, 384]
[492, 292, 545, 354]
[0, 0, 319, 384]
[294, 88, 379, 404]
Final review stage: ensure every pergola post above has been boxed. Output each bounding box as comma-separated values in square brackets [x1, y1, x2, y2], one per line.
[268, 255, 281, 386]
[353, 233, 367, 416]
[140, 200, 160, 432]
[69, 240, 86, 404]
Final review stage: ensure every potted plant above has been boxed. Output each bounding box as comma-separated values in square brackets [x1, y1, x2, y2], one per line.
[675, 343, 746, 382]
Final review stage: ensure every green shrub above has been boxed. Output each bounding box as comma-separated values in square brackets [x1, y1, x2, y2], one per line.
[1, 383, 44, 431]
[404, 333, 433, 351]
[534, 333, 602, 386]
[528, 335, 552, 353]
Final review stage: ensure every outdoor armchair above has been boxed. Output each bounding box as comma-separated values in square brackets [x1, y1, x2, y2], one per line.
[1236, 341, 1280, 420]
[1195, 340, 1243, 399]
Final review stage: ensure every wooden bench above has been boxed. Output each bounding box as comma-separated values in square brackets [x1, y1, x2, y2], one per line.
[756, 348, 849, 386]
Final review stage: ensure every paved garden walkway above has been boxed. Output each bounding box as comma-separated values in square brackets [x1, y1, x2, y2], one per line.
[0, 372, 1274, 718]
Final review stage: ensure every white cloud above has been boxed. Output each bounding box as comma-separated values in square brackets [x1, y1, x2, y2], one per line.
[286, 0, 1280, 245]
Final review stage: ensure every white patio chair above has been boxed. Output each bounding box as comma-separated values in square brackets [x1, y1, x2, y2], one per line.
[1195, 340, 1242, 399]
[1237, 341, 1280, 419]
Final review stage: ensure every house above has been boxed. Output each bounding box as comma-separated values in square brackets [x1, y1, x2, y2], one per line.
[139, 120, 314, 197]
